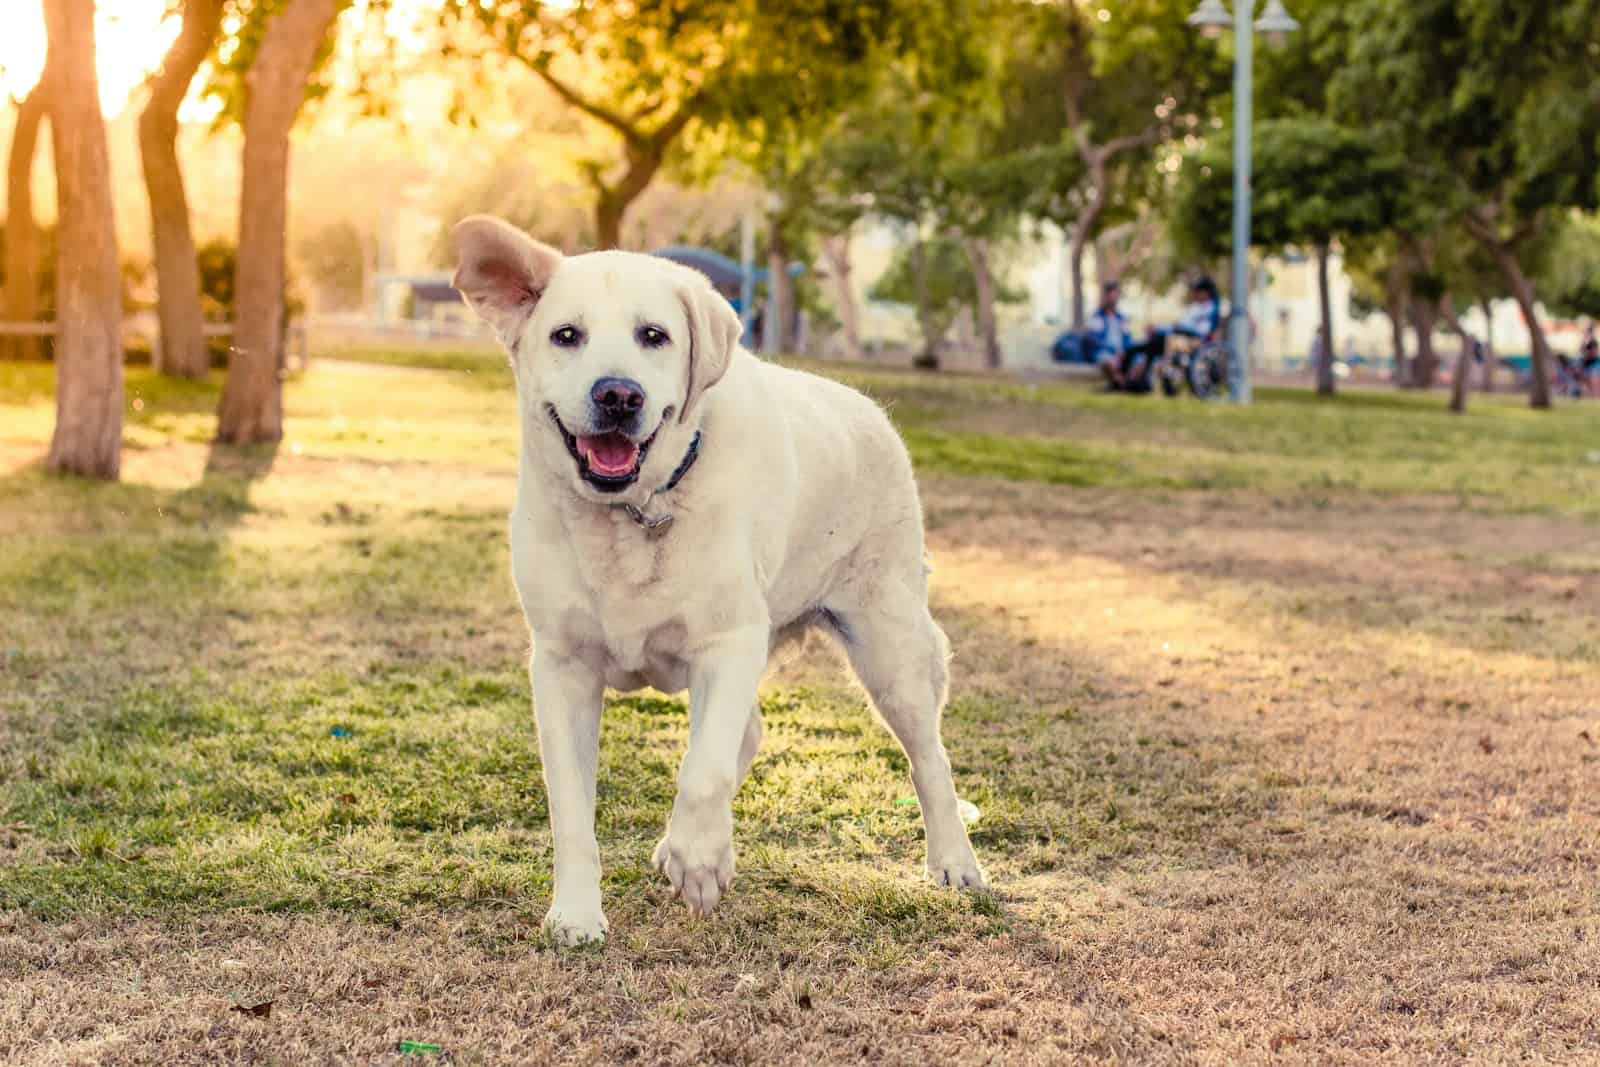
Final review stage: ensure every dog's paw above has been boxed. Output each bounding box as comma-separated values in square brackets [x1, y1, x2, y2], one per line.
[543, 904, 609, 947]
[653, 831, 735, 917]
[928, 849, 988, 891]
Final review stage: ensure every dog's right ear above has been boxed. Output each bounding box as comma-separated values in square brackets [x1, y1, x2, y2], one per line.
[451, 215, 562, 348]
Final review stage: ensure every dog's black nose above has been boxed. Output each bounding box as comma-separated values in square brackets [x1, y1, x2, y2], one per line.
[590, 377, 645, 419]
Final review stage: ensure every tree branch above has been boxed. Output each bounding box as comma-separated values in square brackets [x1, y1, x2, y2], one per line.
[648, 92, 702, 151]
[528, 62, 646, 147]
[1098, 124, 1162, 162]
[141, 0, 222, 130]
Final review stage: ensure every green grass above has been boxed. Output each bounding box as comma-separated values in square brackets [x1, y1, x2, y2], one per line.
[0, 665, 1149, 931]
[827, 366, 1600, 512]
[0, 354, 1301, 931]
[3, 353, 1597, 1062]
[247, 347, 1600, 513]
[3, 348, 1570, 927]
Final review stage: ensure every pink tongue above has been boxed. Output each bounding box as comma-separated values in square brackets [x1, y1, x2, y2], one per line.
[578, 433, 639, 476]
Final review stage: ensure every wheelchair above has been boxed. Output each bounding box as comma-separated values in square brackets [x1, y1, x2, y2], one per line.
[1138, 332, 1233, 401]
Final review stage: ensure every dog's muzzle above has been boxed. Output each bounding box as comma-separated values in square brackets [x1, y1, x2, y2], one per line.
[547, 405, 658, 492]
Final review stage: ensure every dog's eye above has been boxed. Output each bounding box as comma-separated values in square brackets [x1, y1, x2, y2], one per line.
[636, 325, 669, 348]
[550, 325, 584, 348]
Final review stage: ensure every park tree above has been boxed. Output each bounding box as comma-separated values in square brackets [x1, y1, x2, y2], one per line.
[42, 0, 124, 479]
[445, 0, 914, 251]
[215, 0, 343, 444]
[1001, 0, 1227, 328]
[4, 80, 47, 362]
[763, 137, 870, 359]
[140, 0, 225, 380]
[1334, 0, 1600, 409]
[868, 234, 1024, 361]
[937, 150, 1041, 369]
[1344, 237, 1414, 386]
[1170, 118, 1401, 395]
[814, 78, 951, 366]
[715, 0, 991, 360]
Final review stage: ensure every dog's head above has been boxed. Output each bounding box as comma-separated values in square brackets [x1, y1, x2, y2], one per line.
[451, 215, 740, 500]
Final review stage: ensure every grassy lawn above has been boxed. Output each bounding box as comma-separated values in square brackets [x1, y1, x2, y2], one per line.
[1, 356, 1597, 1064]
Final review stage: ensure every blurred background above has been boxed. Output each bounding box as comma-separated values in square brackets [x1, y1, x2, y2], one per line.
[7, 0, 1600, 417]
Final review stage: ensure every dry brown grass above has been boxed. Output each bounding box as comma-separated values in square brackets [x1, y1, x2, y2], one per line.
[2, 360, 1598, 1065]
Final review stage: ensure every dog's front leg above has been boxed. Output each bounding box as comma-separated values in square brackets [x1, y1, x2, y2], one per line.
[654, 623, 768, 917]
[530, 646, 608, 946]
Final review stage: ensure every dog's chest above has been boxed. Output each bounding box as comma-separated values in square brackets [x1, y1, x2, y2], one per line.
[520, 510, 697, 680]
[556, 596, 690, 691]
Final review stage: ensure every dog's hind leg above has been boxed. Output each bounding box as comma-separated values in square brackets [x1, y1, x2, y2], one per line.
[833, 589, 986, 890]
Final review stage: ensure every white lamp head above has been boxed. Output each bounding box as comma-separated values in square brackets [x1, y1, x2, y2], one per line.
[1187, 0, 1234, 40]
[1254, 0, 1300, 48]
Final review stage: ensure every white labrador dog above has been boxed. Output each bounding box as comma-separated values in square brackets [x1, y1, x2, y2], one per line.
[452, 216, 986, 945]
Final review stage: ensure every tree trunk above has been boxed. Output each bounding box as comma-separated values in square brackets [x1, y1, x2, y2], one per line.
[1384, 262, 1409, 388]
[1442, 299, 1471, 414]
[761, 229, 790, 356]
[531, 70, 696, 252]
[1387, 299, 1409, 388]
[139, 0, 221, 380]
[1314, 244, 1336, 396]
[1479, 241, 1552, 409]
[215, 0, 340, 445]
[1067, 189, 1104, 330]
[595, 191, 625, 251]
[4, 82, 47, 361]
[587, 140, 671, 250]
[43, 0, 123, 479]
[1410, 302, 1438, 388]
[964, 237, 1001, 370]
[819, 232, 861, 361]
[910, 236, 940, 368]
[1447, 339, 1472, 413]
[1479, 298, 1494, 393]
[1067, 224, 1090, 330]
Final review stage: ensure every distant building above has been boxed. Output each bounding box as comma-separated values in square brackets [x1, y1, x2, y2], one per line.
[371, 272, 468, 324]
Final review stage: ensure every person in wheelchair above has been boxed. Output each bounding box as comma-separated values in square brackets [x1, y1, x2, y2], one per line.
[1119, 276, 1223, 393]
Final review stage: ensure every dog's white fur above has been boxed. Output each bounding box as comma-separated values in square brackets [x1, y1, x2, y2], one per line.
[452, 216, 985, 945]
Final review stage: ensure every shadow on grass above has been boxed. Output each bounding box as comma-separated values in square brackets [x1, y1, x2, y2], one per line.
[0, 592, 1265, 947]
[0, 439, 278, 618]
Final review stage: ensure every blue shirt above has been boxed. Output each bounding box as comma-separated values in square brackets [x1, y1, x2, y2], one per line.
[1170, 298, 1222, 340]
[1087, 307, 1129, 356]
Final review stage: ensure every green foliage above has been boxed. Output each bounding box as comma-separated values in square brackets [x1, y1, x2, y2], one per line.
[205, 0, 351, 127]
[196, 238, 305, 322]
[1333, 0, 1600, 227]
[994, 0, 1228, 232]
[867, 236, 1024, 338]
[1170, 118, 1403, 259]
[1538, 214, 1600, 319]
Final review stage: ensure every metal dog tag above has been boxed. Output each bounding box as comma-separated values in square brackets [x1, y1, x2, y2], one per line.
[618, 503, 674, 538]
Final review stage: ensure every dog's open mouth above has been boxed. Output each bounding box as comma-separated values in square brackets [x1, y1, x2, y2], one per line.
[547, 406, 656, 491]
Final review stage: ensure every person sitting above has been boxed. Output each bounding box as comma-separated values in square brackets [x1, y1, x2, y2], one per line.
[1119, 276, 1223, 393]
[1087, 280, 1132, 389]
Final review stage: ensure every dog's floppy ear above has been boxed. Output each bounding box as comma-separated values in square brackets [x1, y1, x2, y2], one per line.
[451, 215, 562, 348]
[677, 276, 742, 424]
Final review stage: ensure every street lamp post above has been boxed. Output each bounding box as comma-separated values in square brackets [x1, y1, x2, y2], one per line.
[1187, 0, 1298, 404]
